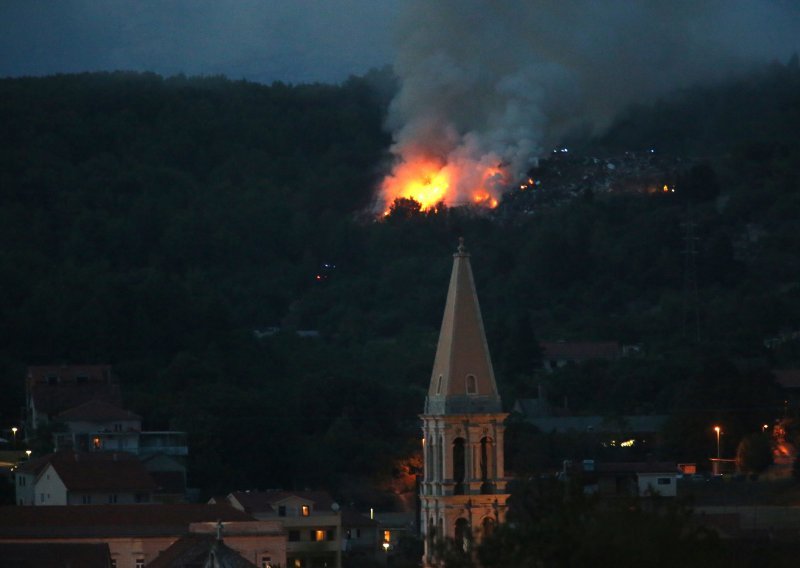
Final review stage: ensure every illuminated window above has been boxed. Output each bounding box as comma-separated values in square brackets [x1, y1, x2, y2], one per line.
[92, 437, 101, 449]
[383, 530, 391, 543]
[293, 559, 303, 568]
[261, 556, 272, 568]
[301, 505, 310, 517]
[466, 374, 477, 395]
[313, 530, 325, 541]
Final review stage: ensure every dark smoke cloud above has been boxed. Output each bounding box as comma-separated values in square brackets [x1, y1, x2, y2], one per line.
[388, 0, 800, 187]
[0, 0, 398, 84]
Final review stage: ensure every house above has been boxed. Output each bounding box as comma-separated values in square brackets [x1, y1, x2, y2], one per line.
[0, 504, 285, 568]
[565, 461, 678, 498]
[512, 402, 668, 452]
[50, 399, 189, 501]
[53, 400, 142, 453]
[26, 365, 122, 430]
[14, 451, 157, 506]
[373, 511, 416, 557]
[141, 453, 188, 503]
[220, 490, 342, 568]
[540, 341, 621, 372]
[341, 510, 379, 559]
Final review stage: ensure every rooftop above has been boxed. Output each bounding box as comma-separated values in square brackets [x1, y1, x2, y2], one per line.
[229, 490, 336, 514]
[55, 399, 141, 423]
[0, 504, 255, 538]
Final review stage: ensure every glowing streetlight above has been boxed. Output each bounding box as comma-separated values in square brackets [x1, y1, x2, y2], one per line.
[762, 424, 769, 433]
[11, 427, 17, 448]
[25, 450, 31, 459]
[713, 426, 721, 459]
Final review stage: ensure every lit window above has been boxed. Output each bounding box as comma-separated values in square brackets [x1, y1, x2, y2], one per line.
[301, 505, 310, 517]
[92, 437, 101, 449]
[383, 530, 391, 543]
[466, 374, 477, 395]
[261, 556, 272, 568]
[314, 530, 325, 542]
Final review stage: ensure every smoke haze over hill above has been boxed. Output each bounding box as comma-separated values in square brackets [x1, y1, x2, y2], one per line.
[386, 0, 800, 201]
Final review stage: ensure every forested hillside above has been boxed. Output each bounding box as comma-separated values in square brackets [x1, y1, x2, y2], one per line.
[1, 60, 799, 499]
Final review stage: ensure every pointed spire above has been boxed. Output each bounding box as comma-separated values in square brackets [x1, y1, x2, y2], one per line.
[425, 239, 502, 415]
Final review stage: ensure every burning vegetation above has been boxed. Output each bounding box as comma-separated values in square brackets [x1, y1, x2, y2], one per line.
[379, 155, 507, 215]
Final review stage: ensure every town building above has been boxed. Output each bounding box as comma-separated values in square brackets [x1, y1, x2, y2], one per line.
[14, 451, 157, 506]
[0, 504, 286, 568]
[219, 490, 342, 568]
[420, 239, 509, 566]
[26, 365, 122, 430]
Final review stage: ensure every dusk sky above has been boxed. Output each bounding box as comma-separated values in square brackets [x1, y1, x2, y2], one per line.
[0, 0, 399, 85]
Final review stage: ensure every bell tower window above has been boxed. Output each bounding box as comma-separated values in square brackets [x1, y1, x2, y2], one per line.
[466, 374, 477, 395]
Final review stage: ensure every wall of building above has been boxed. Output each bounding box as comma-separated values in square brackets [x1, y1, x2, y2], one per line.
[33, 466, 68, 505]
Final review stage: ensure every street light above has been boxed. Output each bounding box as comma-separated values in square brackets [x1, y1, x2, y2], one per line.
[713, 426, 721, 459]
[25, 450, 31, 459]
[11, 427, 17, 449]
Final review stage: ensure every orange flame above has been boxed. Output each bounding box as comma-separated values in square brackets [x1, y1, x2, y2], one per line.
[381, 156, 506, 214]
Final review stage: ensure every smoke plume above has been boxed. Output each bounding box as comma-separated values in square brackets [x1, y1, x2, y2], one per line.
[381, 0, 800, 208]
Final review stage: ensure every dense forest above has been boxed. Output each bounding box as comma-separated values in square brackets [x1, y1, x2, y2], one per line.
[1, 58, 799, 501]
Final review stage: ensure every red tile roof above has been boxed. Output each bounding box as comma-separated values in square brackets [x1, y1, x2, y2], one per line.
[28, 365, 122, 421]
[229, 490, 336, 514]
[18, 451, 156, 492]
[55, 399, 141, 422]
[540, 341, 621, 361]
[148, 534, 258, 568]
[0, 504, 255, 538]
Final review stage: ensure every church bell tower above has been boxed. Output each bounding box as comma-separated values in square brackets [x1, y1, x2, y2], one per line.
[420, 239, 509, 566]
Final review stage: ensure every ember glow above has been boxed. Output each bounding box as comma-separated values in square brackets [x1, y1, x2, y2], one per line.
[380, 155, 507, 214]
